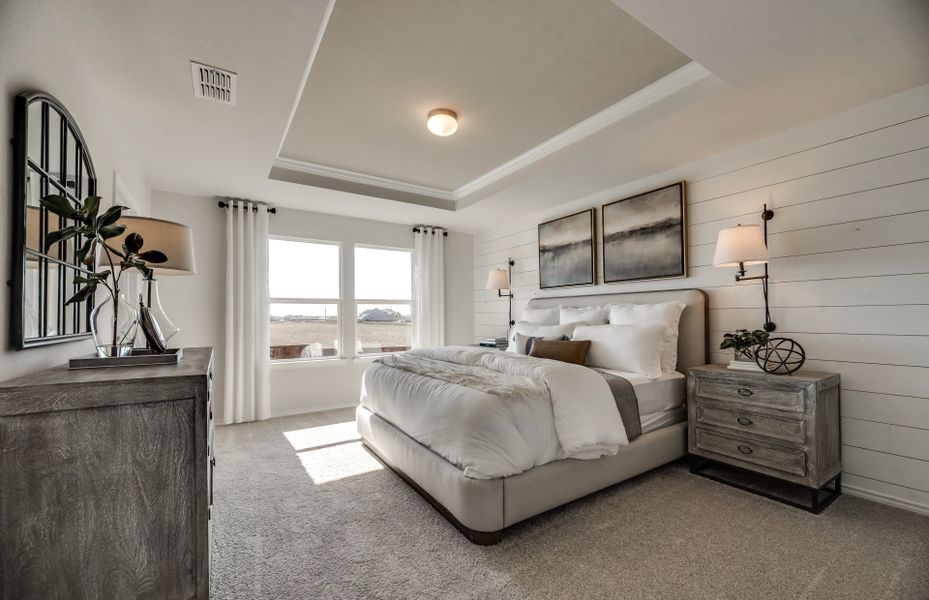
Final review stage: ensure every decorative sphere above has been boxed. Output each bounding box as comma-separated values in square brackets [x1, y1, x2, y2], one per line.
[754, 337, 806, 375]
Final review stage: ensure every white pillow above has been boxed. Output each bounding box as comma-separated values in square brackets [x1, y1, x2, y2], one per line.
[520, 307, 560, 325]
[609, 301, 687, 373]
[559, 306, 609, 325]
[506, 321, 579, 353]
[572, 323, 666, 379]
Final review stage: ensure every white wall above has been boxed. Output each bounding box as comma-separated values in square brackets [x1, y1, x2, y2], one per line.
[473, 84, 929, 515]
[0, 0, 149, 382]
[151, 191, 474, 419]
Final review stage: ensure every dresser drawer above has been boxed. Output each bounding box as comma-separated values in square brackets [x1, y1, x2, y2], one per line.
[694, 428, 807, 477]
[695, 404, 806, 446]
[695, 376, 808, 413]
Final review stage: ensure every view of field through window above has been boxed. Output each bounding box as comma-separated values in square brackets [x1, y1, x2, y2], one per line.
[268, 239, 413, 360]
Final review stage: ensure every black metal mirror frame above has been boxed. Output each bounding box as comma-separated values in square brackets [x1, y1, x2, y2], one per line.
[10, 91, 98, 349]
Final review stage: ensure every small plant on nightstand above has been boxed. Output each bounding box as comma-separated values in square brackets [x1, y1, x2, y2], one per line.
[720, 329, 769, 369]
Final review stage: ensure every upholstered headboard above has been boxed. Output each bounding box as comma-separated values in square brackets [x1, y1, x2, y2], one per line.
[525, 288, 708, 374]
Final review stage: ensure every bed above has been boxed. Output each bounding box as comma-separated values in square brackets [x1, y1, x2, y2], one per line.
[357, 289, 707, 544]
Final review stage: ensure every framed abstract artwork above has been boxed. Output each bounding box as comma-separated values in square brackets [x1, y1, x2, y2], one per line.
[538, 208, 596, 289]
[601, 182, 687, 283]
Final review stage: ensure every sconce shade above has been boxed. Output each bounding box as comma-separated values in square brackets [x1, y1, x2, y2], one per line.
[111, 216, 197, 275]
[713, 225, 768, 268]
[485, 268, 511, 290]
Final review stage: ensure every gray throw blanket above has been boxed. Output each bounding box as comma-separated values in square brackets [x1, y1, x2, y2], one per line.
[594, 369, 642, 440]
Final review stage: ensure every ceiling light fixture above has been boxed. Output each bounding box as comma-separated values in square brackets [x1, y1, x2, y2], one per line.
[427, 108, 458, 136]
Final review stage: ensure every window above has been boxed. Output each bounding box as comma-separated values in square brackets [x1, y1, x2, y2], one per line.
[354, 246, 412, 354]
[269, 238, 340, 361]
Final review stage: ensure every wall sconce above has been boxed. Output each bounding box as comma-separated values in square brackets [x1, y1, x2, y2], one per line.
[485, 258, 515, 327]
[713, 205, 776, 332]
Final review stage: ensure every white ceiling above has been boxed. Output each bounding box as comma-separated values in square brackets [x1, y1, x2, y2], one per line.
[278, 0, 689, 191]
[44, 0, 929, 233]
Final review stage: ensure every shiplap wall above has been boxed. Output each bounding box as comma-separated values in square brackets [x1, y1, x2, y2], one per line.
[472, 84, 929, 514]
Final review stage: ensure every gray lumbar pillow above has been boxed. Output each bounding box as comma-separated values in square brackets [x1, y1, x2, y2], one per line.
[514, 333, 570, 355]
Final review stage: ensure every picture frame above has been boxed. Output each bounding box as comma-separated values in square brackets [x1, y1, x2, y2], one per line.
[537, 208, 596, 289]
[601, 182, 687, 284]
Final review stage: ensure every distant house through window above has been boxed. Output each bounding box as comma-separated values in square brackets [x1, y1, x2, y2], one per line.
[268, 237, 341, 361]
[354, 246, 413, 354]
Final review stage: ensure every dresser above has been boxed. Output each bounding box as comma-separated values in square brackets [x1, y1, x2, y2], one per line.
[0, 347, 214, 599]
[687, 364, 841, 513]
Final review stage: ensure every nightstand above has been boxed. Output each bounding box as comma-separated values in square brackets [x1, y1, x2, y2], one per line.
[687, 364, 841, 514]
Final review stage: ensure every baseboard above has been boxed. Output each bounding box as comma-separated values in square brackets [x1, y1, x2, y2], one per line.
[270, 401, 358, 419]
[844, 482, 929, 517]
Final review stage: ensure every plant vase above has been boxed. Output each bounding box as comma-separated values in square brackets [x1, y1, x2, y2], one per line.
[734, 346, 756, 363]
[91, 291, 139, 357]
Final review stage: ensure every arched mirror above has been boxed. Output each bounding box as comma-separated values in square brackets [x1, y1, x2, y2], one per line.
[11, 91, 97, 348]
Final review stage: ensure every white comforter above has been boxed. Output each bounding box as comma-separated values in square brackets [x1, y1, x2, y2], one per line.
[359, 346, 627, 479]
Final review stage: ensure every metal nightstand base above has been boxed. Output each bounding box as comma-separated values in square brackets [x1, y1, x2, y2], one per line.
[689, 455, 841, 514]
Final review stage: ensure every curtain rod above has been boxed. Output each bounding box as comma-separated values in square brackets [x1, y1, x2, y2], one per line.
[413, 226, 448, 237]
[217, 200, 277, 214]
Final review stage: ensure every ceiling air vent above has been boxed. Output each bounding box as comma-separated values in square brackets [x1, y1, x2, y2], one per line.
[190, 61, 237, 105]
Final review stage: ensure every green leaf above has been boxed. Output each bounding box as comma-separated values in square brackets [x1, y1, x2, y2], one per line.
[83, 195, 101, 221]
[44, 226, 81, 250]
[40, 194, 81, 219]
[76, 237, 96, 265]
[96, 205, 126, 228]
[98, 223, 126, 239]
[65, 284, 95, 306]
[137, 249, 168, 264]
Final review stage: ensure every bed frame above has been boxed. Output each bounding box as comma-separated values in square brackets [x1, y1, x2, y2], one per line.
[358, 288, 708, 545]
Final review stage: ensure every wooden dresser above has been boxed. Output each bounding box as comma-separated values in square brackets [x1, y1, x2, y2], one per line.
[687, 364, 841, 513]
[0, 347, 214, 599]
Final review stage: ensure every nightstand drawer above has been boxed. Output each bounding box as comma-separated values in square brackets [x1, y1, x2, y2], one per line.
[696, 377, 807, 413]
[696, 404, 806, 445]
[694, 428, 807, 477]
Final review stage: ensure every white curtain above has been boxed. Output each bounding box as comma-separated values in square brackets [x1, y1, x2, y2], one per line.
[224, 200, 271, 424]
[412, 227, 445, 348]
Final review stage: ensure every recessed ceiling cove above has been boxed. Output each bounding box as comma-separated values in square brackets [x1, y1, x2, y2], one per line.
[275, 0, 690, 205]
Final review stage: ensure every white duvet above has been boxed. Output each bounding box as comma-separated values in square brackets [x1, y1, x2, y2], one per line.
[359, 346, 627, 479]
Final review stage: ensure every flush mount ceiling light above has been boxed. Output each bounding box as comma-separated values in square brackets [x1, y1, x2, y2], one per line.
[426, 108, 458, 136]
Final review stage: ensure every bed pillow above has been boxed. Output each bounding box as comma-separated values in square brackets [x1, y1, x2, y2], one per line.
[559, 306, 609, 325]
[514, 333, 570, 355]
[528, 339, 591, 365]
[608, 301, 687, 373]
[507, 322, 579, 354]
[519, 307, 560, 325]
[572, 323, 666, 378]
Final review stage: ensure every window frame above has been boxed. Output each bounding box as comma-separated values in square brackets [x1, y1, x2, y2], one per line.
[268, 235, 343, 363]
[353, 243, 414, 356]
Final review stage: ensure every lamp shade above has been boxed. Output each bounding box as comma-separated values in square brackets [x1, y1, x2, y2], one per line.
[485, 268, 510, 290]
[713, 225, 768, 268]
[111, 216, 197, 275]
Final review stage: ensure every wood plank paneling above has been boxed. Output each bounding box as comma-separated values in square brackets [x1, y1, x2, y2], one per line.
[471, 87, 929, 511]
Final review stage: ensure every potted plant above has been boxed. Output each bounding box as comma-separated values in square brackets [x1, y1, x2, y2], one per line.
[719, 329, 770, 366]
[40, 194, 167, 358]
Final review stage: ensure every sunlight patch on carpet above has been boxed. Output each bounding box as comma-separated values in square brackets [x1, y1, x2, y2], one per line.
[296, 441, 383, 484]
[283, 421, 360, 451]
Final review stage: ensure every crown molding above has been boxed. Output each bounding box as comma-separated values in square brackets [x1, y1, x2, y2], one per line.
[453, 61, 711, 199]
[271, 157, 456, 201]
[273, 61, 710, 207]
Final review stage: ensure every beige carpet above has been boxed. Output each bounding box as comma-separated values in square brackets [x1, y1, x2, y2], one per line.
[211, 409, 929, 600]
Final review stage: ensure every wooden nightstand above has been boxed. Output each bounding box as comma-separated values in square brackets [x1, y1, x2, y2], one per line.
[687, 364, 841, 514]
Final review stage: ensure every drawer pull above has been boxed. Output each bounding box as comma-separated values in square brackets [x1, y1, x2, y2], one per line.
[737, 416, 754, 426]
[737, 445, 753, 455]
[737, 388, 754, 397]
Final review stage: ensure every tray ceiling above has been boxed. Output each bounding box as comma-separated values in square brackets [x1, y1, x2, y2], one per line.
[277, 0, 689, 193]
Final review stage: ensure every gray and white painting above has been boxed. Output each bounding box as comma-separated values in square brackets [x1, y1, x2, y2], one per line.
[602, 183, 685, 283]
[538, 209, 595, 288]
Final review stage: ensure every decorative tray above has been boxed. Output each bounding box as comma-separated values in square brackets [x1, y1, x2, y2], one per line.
[69, 348, 184, 369]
